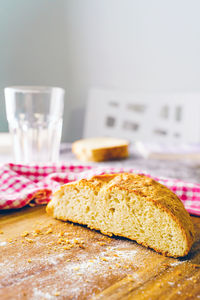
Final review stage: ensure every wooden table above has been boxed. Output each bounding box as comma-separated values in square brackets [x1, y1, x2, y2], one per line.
[0, 206, 200, 300]
[0, 151, 200, 299]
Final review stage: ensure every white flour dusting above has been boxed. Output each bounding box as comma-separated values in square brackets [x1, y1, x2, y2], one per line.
[31, 288, 55, 300]
[0, 237, 141, 299]
[0, 242, 7, 247]
[26, 243, 139, 299]
[111, 247, 138, 259]
[39, 253, 65, 266]
[169, 260, 183, 266]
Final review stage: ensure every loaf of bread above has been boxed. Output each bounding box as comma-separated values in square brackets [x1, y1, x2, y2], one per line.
[46, 173, 195, 257]
[72, 137, 129, 162]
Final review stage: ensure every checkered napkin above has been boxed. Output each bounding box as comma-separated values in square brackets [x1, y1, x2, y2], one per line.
[0, 163, 200, 216]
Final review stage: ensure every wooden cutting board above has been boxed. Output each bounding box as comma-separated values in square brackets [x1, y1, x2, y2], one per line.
[0, 205, 200, 300]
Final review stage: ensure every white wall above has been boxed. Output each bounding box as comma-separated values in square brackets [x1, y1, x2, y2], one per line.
[1, 0, 200, 141]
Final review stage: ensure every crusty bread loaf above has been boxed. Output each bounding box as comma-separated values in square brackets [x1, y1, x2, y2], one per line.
[46, 173, 195, 257]
[72, 137, 129, 162]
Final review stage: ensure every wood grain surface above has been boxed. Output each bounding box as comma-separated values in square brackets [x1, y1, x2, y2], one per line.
[0, 205, 200, 300]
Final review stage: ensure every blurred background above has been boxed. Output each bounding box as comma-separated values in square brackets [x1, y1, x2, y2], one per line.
[1, 0, 200, 142]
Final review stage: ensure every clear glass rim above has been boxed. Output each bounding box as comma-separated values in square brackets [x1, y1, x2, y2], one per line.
[4, 86, 65, 94]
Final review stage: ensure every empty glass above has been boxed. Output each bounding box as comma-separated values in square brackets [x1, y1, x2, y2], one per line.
[4, 86, 65, 163]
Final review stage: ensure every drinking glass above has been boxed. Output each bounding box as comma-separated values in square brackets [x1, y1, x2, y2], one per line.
[4, 86, 65, 163]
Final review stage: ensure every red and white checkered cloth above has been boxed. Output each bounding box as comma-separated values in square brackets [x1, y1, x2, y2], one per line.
[0, 163, 200, 216]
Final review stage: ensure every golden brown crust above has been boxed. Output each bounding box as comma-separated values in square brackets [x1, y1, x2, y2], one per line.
[48, 173, 195, 257]
[91, 173, 195, 256]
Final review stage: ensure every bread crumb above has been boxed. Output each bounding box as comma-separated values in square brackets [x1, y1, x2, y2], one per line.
[65, 239, 71, 244]
[73, 266, 80, 271]
[57, 238, 65, 244]
[46, 228, 53, 234]
[58, 231, 64, 237]
[127, 274, 134, 281]
[0, 230, 3, 234]
[25, 238, 34, 243]
[27, 259, 32, 263]
[163, 263, 170, 267]
[97, 242, 106, 246]
[63, 245, 73, 250]
[123, 265, 130, 269]
[34, 229, 42, 234]
[54, 291, 60, 296]
[21, 231, 29, 237]
[73, 239, 79, 244]
[101, 257, 108, 262]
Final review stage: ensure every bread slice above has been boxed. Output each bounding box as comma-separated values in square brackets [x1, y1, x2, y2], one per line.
[46, 173, 195, 257]
[72, 137, 129, 162]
